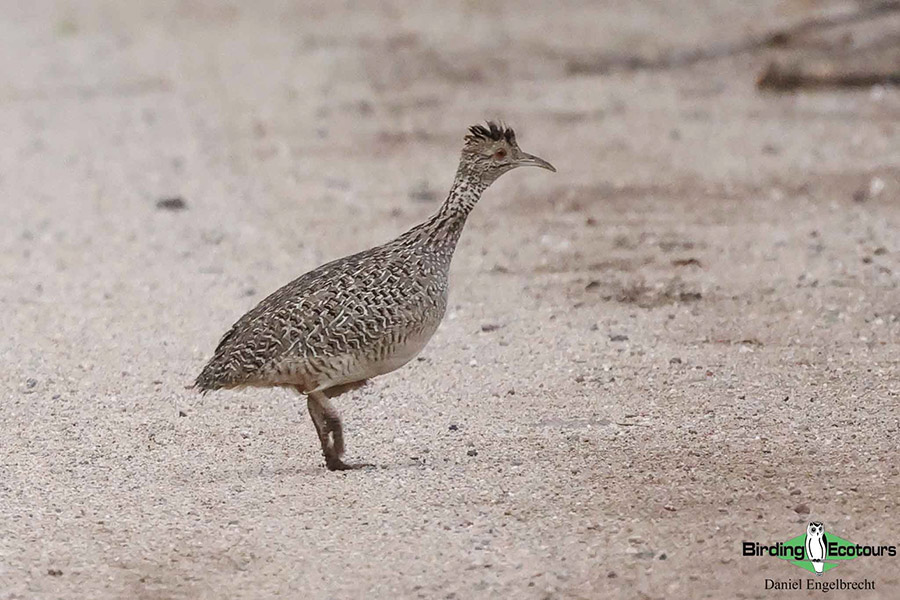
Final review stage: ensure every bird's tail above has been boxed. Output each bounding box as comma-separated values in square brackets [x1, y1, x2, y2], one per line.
[192, 363, 225, 394]
[193, 353, 251, 393]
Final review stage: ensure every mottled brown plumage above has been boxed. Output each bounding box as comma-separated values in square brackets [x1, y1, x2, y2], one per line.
[195, 122, 554, 470]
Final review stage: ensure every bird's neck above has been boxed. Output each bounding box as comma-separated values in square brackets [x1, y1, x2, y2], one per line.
[408, 167, 488, 251]
[441, 165, 489, 218]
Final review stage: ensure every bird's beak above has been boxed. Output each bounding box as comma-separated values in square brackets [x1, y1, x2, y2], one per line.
[517, 152, 556, 173]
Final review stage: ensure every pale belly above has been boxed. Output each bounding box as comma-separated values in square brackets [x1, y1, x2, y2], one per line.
[307, 321, 441, 391]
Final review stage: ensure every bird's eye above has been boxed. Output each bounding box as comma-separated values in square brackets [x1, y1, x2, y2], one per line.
[494, 149, 507, 160]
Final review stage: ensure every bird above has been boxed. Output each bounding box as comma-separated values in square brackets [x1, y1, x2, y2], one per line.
[805, 522, 828, 575]
[194, 121, 555, 470]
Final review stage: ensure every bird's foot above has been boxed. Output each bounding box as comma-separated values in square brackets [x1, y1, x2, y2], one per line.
[325, 456, 374, 471]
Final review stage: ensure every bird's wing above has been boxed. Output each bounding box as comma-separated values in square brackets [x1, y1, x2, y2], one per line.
[196, 246, 412, 390]
[195, 263, 343, 389]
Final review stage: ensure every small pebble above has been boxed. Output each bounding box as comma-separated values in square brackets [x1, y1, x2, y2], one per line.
[869, 176, 886, 198]
[156, 197, 187, 211]
[467, 449, 478, 457]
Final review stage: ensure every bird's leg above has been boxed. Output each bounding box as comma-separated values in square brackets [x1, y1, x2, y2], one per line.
[313, 391, 345, 456]
[305, 394, 331, 456]
[306, 391, 364, 471]
[306, 392, 342, 470]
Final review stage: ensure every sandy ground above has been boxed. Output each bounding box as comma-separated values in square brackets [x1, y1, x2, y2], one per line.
[2, 1, 900, 598]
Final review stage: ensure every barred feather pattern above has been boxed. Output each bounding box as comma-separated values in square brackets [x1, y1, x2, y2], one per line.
[194, 167, 489, 393]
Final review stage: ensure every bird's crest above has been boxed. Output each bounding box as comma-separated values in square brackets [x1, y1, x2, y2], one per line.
[465, 121, 516, 145]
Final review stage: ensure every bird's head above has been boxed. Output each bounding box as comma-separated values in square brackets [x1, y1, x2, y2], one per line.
[460, 121, 555, 185]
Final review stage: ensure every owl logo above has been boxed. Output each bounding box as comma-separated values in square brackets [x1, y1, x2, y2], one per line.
[805, 522, 828, 575]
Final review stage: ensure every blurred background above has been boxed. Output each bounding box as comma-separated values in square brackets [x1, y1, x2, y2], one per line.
[2, 1, 899, 598]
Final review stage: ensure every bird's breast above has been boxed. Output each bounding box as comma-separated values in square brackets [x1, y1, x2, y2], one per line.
[311, 318, 442, 390]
